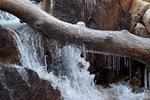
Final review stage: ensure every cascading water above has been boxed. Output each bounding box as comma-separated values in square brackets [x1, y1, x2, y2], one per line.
[12, 26, 106, 100]
[13, 27, 146, 100]
[0, 11, 149, 100]
[47, 41, 105, 100]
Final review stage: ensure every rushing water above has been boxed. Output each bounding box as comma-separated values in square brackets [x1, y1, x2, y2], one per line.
[0, 11, 149, 100]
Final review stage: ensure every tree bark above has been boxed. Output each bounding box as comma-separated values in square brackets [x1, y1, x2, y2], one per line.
[0, 0, 150, 64]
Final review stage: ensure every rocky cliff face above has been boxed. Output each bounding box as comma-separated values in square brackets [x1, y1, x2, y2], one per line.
[53, 0, 131, 30]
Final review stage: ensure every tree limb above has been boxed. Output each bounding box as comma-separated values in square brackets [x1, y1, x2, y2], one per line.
[0, 0, 150, 64]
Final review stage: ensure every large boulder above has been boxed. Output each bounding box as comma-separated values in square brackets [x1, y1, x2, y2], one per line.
[0, 64, 61, 100]
[0, 26, 20, 64]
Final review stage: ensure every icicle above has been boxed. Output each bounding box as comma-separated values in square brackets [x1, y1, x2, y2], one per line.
[124, 57, 126, 67]
[144, 65, 150, 90]
[149, 72, 150, 89]
[107, 55, 108, 67]
[104, 54, 107, 64]
[129, 58, 132, 80]
[127, 58, 129, 68]
[44, 55, 48, 67]
[118, 56, 120, 74]
[108, 55, 111, 68]
[144, 66, 150, 99]
[112, 55, 115, 73]
[91, 50, 94, 67]
[125, 57, 127, 67]
[81, 44, 86, 59]
[116, 56, 119, 75]
[115, 56, 117, 73]
[145, 68, 148, 90]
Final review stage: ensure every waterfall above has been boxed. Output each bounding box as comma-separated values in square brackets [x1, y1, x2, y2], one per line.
[12, 26, 146, 100]
[12, 26, 105, 100]
[47, 41, 105, 100]
[0, 11, 148, 100]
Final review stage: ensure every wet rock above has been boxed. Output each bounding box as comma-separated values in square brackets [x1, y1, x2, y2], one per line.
[142, 9, 150, 33]
[89, 0, 131, 30]
[119, 0, 133, 13]
[53, 0, 131, 30]
[0, 26, 20, 64]
[130, 0, 149, 31]
[23, 79, 61, 100]
[53, 0, 79, 23]
[133, 23, 149, 37]
[53, 0, 95, 25]
[0, 64, 61, 100]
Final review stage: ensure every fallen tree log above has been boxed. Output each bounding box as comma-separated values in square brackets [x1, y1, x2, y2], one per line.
[0, 0, 150, 64]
